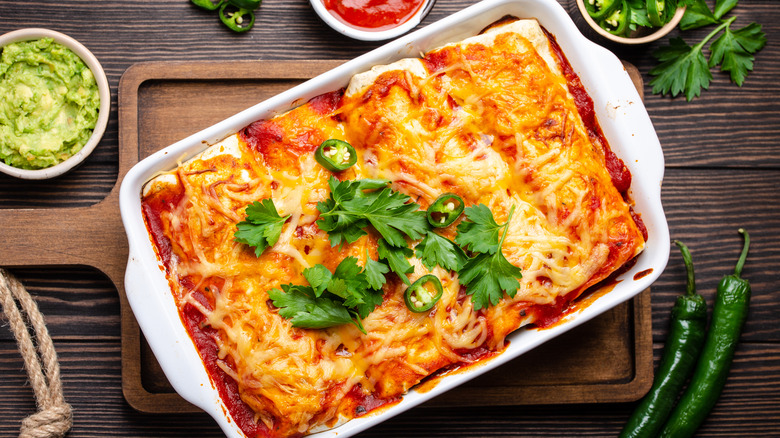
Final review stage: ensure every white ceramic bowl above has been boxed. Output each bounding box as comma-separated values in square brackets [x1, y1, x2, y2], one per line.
[120, 0, 669, 437]
[0, 28, 110, 180]
[310, 0, 436, 41]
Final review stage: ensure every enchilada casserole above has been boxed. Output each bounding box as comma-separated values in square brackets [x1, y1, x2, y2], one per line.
[140, 17, 647, 438]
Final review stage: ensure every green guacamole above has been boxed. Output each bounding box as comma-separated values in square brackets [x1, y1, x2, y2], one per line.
[0, 38, 100, 170]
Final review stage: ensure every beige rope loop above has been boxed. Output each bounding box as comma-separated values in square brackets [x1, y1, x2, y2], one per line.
[20, 404, 73, 438]
[0, 269, 73, 438]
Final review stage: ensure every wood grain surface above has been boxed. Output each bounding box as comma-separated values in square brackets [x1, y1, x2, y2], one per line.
[1, 0, 779, 437]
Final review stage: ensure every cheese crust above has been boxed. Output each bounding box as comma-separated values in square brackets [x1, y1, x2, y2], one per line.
[141, 18, 645, 438]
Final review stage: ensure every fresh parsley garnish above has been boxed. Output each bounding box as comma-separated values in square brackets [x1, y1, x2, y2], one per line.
[650, 37, 713, 101]
[268, 285, 354, 330]
[377, 238, 414, 285]
[650, 1, 766, 100]
[234, 198, 290, 256]
[316, 177, 429, 249]
[415, 231, 468, 272]
[364, 250, 390, 290]
[268, 257, 384, 334]
[302, 263, 332, 296]
[709, 22, 766, 86]
[269, 177, 527, 332]
[454, 203, 505, 254]
[679, 0, 719, 30]
[456, 205, 523, 310]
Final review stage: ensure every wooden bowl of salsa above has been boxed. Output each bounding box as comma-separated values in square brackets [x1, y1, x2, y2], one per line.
[310, 0, 436, 41]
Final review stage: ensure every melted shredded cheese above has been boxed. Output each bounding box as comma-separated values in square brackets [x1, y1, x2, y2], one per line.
[141, 18, 645, 438]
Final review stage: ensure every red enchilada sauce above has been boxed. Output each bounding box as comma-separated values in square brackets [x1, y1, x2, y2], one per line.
[541, 27, 634, 195]
[322, 0, 425, 31]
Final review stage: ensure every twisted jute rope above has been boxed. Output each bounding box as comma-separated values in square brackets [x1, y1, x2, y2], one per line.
[0, 269, 72, 438]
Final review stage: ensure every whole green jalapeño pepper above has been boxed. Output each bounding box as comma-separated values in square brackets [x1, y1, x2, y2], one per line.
[659, 229, 752, 438]
[404, 274, 443, 313]
[219, 3, 255, 32]
[315, 139, 357, 172]
[599, 0, 630, 36]
[427, 193, 464, 228]
[585, 0, 620, 21]
[620, 241, 707, 438]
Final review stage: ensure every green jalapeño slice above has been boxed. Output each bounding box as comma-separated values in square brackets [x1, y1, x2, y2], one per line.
[315, 139, 357, 172]
[404, 274, 443, 313]
[584, 0, 620, 21]
[219, 3, 255, 32]
[427, 193, 464, 228]
[599, 0, 630, 36]
[646, 0, 665, 27]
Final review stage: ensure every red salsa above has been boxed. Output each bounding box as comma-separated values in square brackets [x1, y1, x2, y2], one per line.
[322, 0, 425, 31]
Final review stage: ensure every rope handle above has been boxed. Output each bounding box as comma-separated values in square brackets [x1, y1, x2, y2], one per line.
[0, 269, 73, 438]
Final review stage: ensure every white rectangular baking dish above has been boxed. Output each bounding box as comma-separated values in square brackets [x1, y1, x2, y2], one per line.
[119, 0, 669, 436]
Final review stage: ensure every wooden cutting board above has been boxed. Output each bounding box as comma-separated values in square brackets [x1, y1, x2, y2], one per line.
[0, 60, 652, 413]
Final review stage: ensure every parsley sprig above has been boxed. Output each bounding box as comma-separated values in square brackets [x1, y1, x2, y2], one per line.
[649, 0, 766, 100]
[316, 177, 429, 249]
[233, 199, 289, 256]
[456, 205, 523, 310]
[268, 257, 384, 334]
[415, 231, 468, 272]
[377, 238, 414, 285]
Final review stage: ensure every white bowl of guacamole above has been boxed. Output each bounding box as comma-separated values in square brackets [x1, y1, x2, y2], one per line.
[0, 28, 109, 180]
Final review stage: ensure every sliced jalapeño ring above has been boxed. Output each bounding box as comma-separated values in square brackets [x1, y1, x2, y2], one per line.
[427, 193, 464, 228]
[404, 274, 443, 313]
[316, 139, 357, 172]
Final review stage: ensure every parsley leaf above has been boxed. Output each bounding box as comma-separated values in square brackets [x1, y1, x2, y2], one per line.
[354, 289, 384, 320]
[362, 188, 428, 246]
[459, 251, 523, 310]
[713, 0, 738, 19]
[457, 205, 523, 310]
[268, 285, 354, 329]
[454, 204, 504, 254]
[377, 238, 414, 285]
[328, 257, 368, 308]
[316, 177, 428, 248]
[364, 252, 390, 290]
[709, 22, 767, 86]
[679, 0, 719, 31]
[234, 199, 289, 256]
[649, 37, 712, 101]
[415, 231, 468, 272]
[315, 178, 381, 248]
[303, 264, 332, 297]
[268, 256, 386, 334]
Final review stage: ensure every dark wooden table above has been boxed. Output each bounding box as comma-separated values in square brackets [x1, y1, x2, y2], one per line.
[1, 0, 779, 437]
